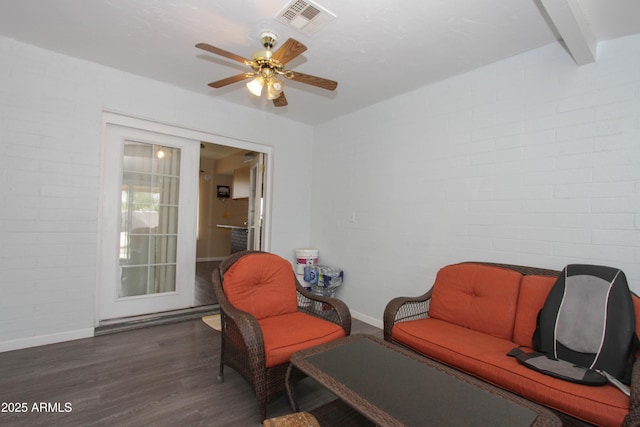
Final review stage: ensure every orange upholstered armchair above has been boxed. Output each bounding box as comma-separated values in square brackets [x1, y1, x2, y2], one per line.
[211, 250, 351, 422]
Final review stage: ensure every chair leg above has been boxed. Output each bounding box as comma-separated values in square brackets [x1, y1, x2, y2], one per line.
[259, 401, 267, 423]
[218, 362, 224, 382]
[218, 332, 225, 382]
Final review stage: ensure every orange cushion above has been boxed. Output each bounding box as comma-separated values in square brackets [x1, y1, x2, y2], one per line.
[428, 263, 523, 340]
[223, 253, 298, 320]
[512, 275, 558, 347]
[259, 312, 346, 368]
[393, 318, 628, 427]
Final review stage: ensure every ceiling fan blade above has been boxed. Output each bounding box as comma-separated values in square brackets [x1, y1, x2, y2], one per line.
[208, 73, 253, 88]
[288, 71, 338, 91]
[196, 43, 252, 65]
[271, 38, 307, 65]
[272, 92, 288, 107]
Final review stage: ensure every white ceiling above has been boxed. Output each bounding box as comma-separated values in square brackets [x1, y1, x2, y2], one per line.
[1, 0, 639, 125]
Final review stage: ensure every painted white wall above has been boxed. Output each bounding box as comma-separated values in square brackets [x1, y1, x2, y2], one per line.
[0, 37, 313, 351]
[311, 35, 640, 326]
[2, 32, 639, 350]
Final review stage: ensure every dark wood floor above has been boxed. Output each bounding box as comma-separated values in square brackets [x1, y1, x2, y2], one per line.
[0, 317, 382, 427]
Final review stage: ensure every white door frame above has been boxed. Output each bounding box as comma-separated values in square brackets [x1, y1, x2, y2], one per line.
[96, 112, 273, 325]
[247, 153, 265, 250]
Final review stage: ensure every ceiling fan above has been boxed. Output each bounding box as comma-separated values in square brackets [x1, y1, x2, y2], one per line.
[196, 31, 337, 107]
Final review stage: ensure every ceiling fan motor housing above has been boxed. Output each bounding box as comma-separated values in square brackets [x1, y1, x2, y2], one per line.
[251, 32, 283, 72]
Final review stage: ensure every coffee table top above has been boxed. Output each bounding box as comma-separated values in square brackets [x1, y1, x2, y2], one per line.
[289, 334, 561, 427]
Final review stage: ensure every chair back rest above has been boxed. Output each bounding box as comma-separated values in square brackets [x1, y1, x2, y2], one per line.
[223, 252, 298, 319]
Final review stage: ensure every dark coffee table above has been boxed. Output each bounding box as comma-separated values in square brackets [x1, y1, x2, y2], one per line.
[286, 334, 562, 427]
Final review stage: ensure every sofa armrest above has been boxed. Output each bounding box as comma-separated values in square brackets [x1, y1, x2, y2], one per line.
[296, 281, 352, 336]
[383, 290, 433, 341]
[623, 357, 640, 427]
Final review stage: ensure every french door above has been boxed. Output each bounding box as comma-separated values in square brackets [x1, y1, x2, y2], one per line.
[98, 124, 198, 320]
[247, 153, 264, 250]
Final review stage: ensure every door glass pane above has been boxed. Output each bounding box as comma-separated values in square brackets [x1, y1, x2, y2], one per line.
[119, 141, 180, 297]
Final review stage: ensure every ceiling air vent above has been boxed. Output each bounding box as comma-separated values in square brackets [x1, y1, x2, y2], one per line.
[276, 0, 336, 36]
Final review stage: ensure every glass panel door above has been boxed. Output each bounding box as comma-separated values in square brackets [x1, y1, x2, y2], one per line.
[98, 123, 198, 321]
[120, 142, 180, 297]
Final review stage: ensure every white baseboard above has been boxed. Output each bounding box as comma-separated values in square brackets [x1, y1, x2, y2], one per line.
[351, 310, 383, 330]
[0, 328, 94, 353]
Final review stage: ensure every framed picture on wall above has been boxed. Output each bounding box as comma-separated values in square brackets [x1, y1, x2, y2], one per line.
[217, 185, 231, 198]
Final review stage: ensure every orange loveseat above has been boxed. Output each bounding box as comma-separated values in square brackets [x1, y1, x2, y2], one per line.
[383, 262, 640, 427]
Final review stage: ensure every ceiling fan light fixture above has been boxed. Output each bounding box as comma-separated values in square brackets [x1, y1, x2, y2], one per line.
[246, 76, 264, 96]
[266, 77, 284, 100]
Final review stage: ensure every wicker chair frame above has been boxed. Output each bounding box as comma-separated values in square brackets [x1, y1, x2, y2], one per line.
[212, 250, 352, 422]
[382, 261, 640, 427]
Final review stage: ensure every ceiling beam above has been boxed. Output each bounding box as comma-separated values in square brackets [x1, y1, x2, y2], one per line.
[539, 0, 597, 65]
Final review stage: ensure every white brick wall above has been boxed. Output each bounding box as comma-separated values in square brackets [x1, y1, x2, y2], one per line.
[312, 35, 640, 322]
[2, 32, 639, 347]
[0, 37, 314, 350]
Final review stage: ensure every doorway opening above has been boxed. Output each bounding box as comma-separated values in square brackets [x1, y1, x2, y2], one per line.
[194, 143, 266, 307]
